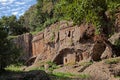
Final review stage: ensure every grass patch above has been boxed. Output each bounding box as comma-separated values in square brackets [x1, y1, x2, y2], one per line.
[46, 61, 60, 72]
[50, 72, 90, 79]
[29, 66, 45, 71]
[5, 63, 45, 72]
[5, 63, 24, 72]
[51, 72, 76, 78]
[23, 61, 60, 72]
[105, 58, 120, 64]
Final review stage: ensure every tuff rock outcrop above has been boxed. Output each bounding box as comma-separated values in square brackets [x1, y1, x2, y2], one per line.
[14, 20, 120, 66]
[31, 21, 96, 65]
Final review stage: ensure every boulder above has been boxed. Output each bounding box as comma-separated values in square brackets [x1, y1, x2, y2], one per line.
[109, 32, 120, 45]
[101, 47, 113, 59]
[90, 35, 106, 61]
[91, 42, 106, 61]
[108, 32, 120, 57]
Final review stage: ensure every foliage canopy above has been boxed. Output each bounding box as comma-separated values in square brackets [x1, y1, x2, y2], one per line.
[54, 0, 120, 34]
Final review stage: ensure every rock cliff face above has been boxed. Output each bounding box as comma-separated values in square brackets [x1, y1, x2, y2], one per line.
[13, 33, 32, 61]
[31, 21, 97, 65]
[14, 19, 120, 65]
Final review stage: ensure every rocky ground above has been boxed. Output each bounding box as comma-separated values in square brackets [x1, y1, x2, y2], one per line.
[1, 57, 120, 80]
[53, 57, 120, 80]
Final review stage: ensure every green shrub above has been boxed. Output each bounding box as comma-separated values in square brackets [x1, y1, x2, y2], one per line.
[46, 61, 60, 71]
[5, 63, 23, 72]
[30, 31, 39, 35]
[29, 66, 45, 71]
[105, 58, 120, 64]
[43, 18, 58, 28]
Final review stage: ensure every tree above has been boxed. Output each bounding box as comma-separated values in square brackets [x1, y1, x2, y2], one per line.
[19, 0, 59, 32]
[0, 15, 29, 35]
[8, 15, 18, 35]
[0, 25, 20, 71]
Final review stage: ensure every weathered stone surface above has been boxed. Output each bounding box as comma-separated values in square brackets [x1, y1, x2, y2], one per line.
[101, 47, 113, 59]
[99, 32, 120, 59]
[13, 33, 32, 61]
[83, 57, 120, 80]
[30, 21, 112, 65]
[79, 23, 95, 42]
[32, 32, 44, 56]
